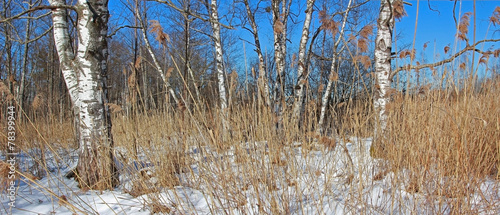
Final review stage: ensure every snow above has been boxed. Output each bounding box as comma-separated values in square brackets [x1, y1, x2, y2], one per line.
[2, 138, 500, 214]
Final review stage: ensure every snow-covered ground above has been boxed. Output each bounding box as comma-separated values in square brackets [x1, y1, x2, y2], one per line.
[2, 138, 499, 214]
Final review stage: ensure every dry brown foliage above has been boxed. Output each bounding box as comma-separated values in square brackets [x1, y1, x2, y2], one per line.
[134, 56, 142, 69]
[106, 103, 123, 113]
[353, 55, 372, 70]
[359, 24, 373, 39]
[319, 10, 338, 35]
[329, 71, 339, 81]
[166, 67, 174, 79]
[32, 94, 45, 110]
[457, 12, 472, 41]
[490, 6, 500, 26]
[444, 45, 450, 54]
[149, 20, 170, 47]
[459, 62, 466, 70]
[479, 54, 489, 65]
[399, 49, 416, 60]
[317, 83, 325, 94]
[423, 41, 429, 50]
[494, 49, 500, 58]
[273, 20, 284, 34]
[393, 0, 407, 20]
[357, 38, 369, 53]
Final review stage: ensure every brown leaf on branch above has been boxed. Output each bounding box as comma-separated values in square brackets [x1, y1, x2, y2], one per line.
[106, 103, 123, 113]
[457, 33, 467, 41]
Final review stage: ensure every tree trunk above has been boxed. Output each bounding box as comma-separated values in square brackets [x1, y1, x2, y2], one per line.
[136, 6, 180, 107]
[183, 3, 202, 104]
[271, 0, 290, 129]
[373, 0, 394, 136]
[18, 2, 32, 121]
[292, 0, 315, 120]
[316, 0, 353, 135]
[243, 0, 270, 107]
[49, 0, 118, 190]
[208, 0, 229, 131]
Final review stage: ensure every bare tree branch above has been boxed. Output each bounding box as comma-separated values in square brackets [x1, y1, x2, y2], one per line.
[107, 25, 141, 38]
[0, 5, 77, 23]
[390, 38, 500, 80]
[11, 26, 52, 44]
[147, 0, 234, 29]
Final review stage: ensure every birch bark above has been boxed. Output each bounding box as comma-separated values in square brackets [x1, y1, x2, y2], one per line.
[373, 0, 394, 135]
[292, 0, 315, 120]
[136, 8, 180, 106]
[208, 0, 228, 130]
[243, 0, 270, 107]
[316, 0, 353, 135]
[49, 0, 118, 189]
[271, 0, 290, 128]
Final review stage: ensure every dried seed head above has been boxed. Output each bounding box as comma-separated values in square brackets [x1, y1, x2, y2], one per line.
[490, 6, 500, 26]
[393, 0, 408, 21]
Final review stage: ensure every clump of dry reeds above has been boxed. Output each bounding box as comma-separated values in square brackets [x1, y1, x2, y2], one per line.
[5, 70, 500, 214]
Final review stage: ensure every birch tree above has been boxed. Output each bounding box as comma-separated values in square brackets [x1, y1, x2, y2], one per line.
[48, 0, 118, 189]
[373, 0, 394, 137]
[316, 0, 354, 135]
[292, 0, 315, 121]
[242, 0, 270, 107]
[207, 0, 229, 130]
[271, 0, 291, 127]
[135, 2, 180, 107]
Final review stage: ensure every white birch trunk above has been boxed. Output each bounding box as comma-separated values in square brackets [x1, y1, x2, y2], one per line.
[374, 0, 394, 135]
[208, 0, 228, 130]
[243, 0, 270, 107]
[292, 0, 315, 120]
[136, 11, 180, 106]
[272, 0, 289, 124]
[316, 0, 353, 135]
[49, 0, 118, 189]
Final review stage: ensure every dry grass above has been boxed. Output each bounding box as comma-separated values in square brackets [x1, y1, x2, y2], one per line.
[372, 78, 500, 214]
[2, 75, 500, 213]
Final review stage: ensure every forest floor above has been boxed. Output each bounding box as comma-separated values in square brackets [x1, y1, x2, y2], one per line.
[1, 136, 499, 214]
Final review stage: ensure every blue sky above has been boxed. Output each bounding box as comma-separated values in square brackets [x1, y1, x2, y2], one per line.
[393, 0, 499, 84]
[396, 0, 499, 57]
[108, 0, 499, 81]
